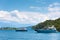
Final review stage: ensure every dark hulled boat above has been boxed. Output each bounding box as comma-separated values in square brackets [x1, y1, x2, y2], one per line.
[16, 30, 27, 32]
[16, 27, 27, 32]
[36, 25, 58, 33]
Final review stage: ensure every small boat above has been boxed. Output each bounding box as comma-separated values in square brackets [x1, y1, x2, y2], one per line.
[16, 27, 27, 32]
[36, 25, 58, 33]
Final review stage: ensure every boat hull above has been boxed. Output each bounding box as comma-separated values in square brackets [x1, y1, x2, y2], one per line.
[36, 29, 57, 33]
[16, 30, 27, 32]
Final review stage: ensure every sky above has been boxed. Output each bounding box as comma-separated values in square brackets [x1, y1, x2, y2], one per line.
[0, 0, 60, 27]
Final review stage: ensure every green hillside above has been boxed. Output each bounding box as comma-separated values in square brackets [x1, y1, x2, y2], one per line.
[32, 18, 60, 31]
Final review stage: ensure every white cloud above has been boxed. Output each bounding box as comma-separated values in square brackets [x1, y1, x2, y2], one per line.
[30, 6, 40, 8]
[11, 10, 48, 24]
[47, 12, 60, 20]
[48, 2, 60, 11]
[0, 10, 20, 22]
[30, 6, 40, 10]
[0, 2, 60, 25]
[0, 10, 48, 24]
[47, 2, 60, 20]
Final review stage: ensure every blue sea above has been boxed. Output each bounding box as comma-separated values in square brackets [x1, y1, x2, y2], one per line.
[0, 30, 60, 40]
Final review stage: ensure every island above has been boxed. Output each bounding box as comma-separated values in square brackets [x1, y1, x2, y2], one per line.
[32, 18, 60, 32]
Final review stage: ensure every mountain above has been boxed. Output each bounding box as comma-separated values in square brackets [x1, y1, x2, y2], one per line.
[32, 18, 60, 31]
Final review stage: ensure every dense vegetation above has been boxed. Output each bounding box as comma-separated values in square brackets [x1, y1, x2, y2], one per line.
[32, 18, 60, 31]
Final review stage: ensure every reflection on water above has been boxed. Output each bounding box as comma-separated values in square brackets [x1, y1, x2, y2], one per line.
[0, 30, 60, 40]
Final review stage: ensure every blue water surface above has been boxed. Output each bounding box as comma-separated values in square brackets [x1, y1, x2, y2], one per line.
[0, 30, 60, 40]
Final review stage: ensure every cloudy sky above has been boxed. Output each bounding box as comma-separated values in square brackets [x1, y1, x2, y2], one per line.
[0, 0, 60, 27]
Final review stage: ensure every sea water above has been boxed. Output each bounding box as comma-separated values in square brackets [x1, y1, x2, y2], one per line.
[0, 30, 60, 40]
